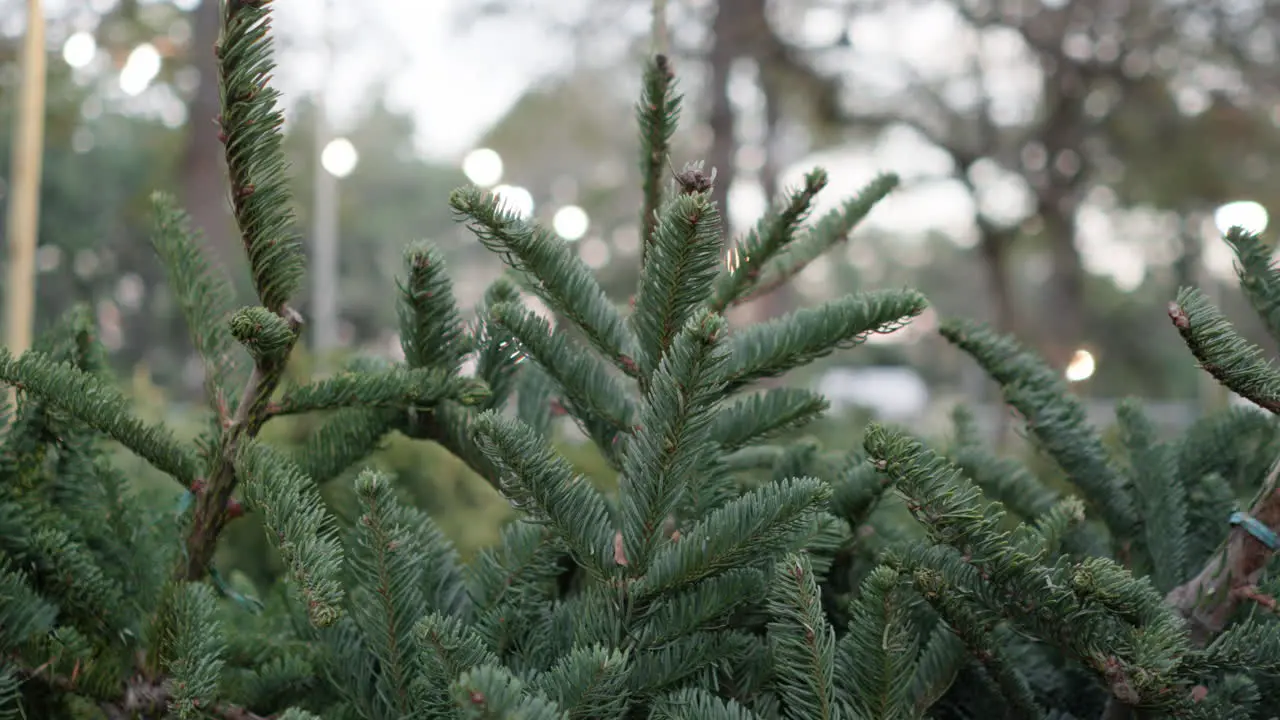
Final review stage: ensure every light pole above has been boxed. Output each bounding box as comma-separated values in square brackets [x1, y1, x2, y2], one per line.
[313, 135, 357, 355]
[311, 0, 341, 356]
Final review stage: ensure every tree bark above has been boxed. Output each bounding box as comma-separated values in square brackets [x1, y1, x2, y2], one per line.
[749, 69, 794, 323]
[1039, 197, 1086, 369]
[707, 0, 740, 242]
[976, 221, 1018, 337]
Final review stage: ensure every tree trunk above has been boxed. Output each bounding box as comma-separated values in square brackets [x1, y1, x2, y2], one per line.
[976, 222, 1018, 336]
[707, 0, 739, 241]
[752, 71, 794, 321]
[1040, 204, 1086, 369]
[180, 0, 239, 282]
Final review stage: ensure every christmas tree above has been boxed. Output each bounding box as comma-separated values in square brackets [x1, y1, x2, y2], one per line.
[3, 1, 1280, 718]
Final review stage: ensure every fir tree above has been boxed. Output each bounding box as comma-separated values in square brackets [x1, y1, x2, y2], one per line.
[4, 1, 1280, 719]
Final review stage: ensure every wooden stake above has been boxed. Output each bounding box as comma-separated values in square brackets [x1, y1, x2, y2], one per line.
[5, 0, 47, 412]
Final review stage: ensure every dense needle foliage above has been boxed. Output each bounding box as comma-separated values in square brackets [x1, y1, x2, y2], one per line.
[4, 2, 1280, 718]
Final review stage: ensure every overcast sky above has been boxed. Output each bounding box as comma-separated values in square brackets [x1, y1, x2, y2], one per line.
[274, 0, 567, 161]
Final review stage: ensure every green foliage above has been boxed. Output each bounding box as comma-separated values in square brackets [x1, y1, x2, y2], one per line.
[216, 0, 306, 314]
[7, 3, 1280, 719]
[636, 53, 681, 263]
[147, 192, 243, 404]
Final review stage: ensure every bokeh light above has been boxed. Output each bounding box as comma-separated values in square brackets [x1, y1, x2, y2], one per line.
[552, 205, 589, 241]
[1065, 349, 1096, 383]
[120, 43, 161, 96]
[463, 148, 504, 188]
[62, 32, 97, 69]
[321, 138, 359, 178]
[1214, 200, 1269, 236]
[492, 184, 534, 219]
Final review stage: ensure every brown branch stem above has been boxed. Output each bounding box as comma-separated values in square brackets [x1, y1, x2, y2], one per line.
[16, 662, 269, 720]
[177, 307, 302, 582]
[1165, 455, 1280, 646]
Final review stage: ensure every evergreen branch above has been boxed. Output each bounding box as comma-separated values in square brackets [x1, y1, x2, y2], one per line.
[1168, 288, 1280, 414]
[766, 553, 838, 720]
[1116, 400, 1187, 592]
[722, 445, 787, 471]
[164, 582, 227, 719]
[450, 186, 639, 381]
[293, 408, 398, 485]
[949, 447, 1058, 523]
[724, 289, 928, 392]
[516, 365, 556, 439]
[148, 192, 243, 414]
[229, 306, 295, 364]
[25, 526, 128, 638]
[631, 191, 723, 379]
[868, 427, 1196, 709]
[488, 301, 636, 455]
[712, 388, 830, 453]
[0, 348, 201, 487]
[235, 441, 344, 627]
[1224, 226, 1280, 347]
[827, 455, 894, 529]
[1192, 617, 1280, 676]
[402, 403, 502, 490]
[711, 169, 828, 312]
[0, 561, 56, 652]
[1167, 454, 1280, 646]
[865, 426, 1039, 572]
[471, 277, 525, 410]
[182, 302, 302, 581]
[414, 612, 501, 716]
[907, 622, 964, 714]
[637, 53, 681, 263]
[634, 568, 765, 646]
[451, 664, 567, 719]
[269, 368, 488, 417]
[626, 630, 743, 698]
[0, 664, 17, 719]
[947, 404, 984, 451]
[466, 520, 565, 619]
[650, 688, 763, 720]
[940, 317, 1137, 537]
[838, 566, 919, 720]
[531, 645, 632, 719]
[803, 514, 853, 583]
[472, 411, 617, 581]
[398, 242, 467, 371]
[408, 509, 471, 619]
[737, 173, 898, 306]
[216, 0, 305, 313]
[1025, 496, 1086, 559]
[1175, 406, 1277, 495]
[637, 476, 830, 598]
[346, 470, 430, 716]
[908, 568, 1042, 717]
[621, 310, 729, 573]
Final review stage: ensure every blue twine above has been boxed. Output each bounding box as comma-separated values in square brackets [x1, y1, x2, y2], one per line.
[1229, 511, 1280, 551]
[175, 489, 263, 613]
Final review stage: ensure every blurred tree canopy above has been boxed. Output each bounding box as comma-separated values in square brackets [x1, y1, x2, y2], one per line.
[5, 0, 1280, 407]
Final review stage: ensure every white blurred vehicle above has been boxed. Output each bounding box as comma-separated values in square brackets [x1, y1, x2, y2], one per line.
[817, 366, 930, 422]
